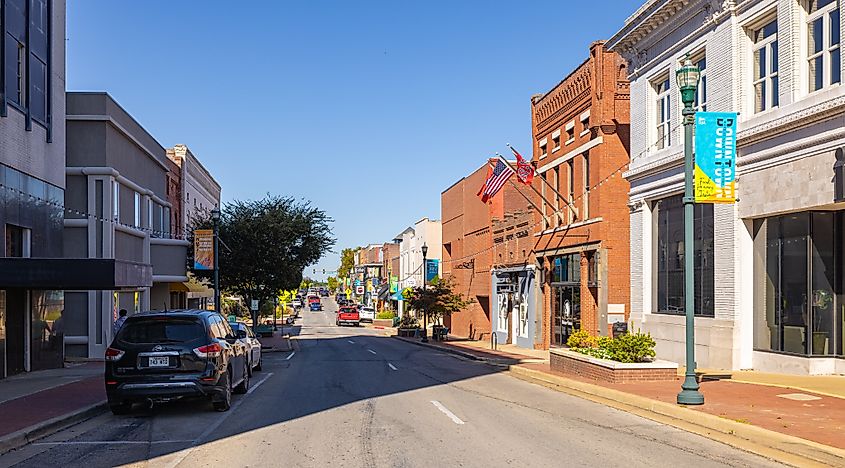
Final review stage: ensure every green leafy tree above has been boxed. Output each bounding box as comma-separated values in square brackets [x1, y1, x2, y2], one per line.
[403, 278, 471, 325]
[327, 276, 339, 291]
[189, 195, 335, 312]
[337, 247, 360, 281]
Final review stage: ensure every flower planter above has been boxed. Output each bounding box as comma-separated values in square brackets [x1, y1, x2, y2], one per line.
[550, 348, 678, 384]
[373, 319, 394, 328]
[397, 328, 420, 338]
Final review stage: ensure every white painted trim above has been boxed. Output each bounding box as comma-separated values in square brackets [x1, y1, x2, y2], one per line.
[153, 275, 189, 283]
[150, 238, 190, 247]
[551, 129, 561, 138]
[565, 121, 575, 131]
[537, 137, 603, 174]
[115, 222, 147, 239]
[66, 167, 170, 207]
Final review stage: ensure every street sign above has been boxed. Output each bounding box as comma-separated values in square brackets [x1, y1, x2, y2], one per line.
[355, 285, 365, 295]
[251, 299, 259, 311]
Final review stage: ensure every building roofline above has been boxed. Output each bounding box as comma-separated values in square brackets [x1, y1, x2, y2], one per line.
[168, 144, 222, 192]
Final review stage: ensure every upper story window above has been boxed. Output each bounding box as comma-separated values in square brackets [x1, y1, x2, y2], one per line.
[112, 181, 120, 222]
[551, 130, 561, 152]
[539, 138, 548, 159]
[565, 122, 575, 144]
[752, 18, 779, 112]
[806, 0, 840, 93]
[579, 111, 590, 137]
[133, 192, 141, 227]
[3, 0, 50, 128]
[693, 55, 707, 111]
[653, 75, 671, 150]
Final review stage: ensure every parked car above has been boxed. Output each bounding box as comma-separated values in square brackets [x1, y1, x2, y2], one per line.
[291, 299, 303, 309]
[104, 310, 250, 414]
[335, 306, 360, 327]
[359, 306, 375, 323]
[229, 321, 263, 373]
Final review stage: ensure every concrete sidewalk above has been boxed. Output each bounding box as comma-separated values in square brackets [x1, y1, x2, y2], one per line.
[0, 362, 107, 455]
[399, 336, 845, 467]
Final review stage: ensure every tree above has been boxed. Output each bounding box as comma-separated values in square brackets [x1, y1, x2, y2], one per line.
[403, 278, 471, 325]
[189, 195, 335, 311]
[327, 276, 339, 291]
[337, 247, 360, 280]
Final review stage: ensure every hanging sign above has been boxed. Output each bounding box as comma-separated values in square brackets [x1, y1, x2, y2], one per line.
[425, 259, 440, 282]
[694, 112, 737, 203]
[193, 229, 214, 270]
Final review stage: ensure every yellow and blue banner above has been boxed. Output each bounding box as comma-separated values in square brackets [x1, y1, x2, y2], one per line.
[694, 112, 737, 203]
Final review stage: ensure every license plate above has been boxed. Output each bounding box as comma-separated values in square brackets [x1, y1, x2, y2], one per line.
[148, 357, 169, 367]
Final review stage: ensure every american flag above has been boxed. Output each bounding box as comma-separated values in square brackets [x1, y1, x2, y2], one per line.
[482, 159, 515, 199]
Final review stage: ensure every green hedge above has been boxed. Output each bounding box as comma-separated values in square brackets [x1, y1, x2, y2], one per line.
[566, 329, 656, 363]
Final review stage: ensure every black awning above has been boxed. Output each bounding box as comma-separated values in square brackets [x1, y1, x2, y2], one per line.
[377, 284, 390, 300]
[0, 258, 153, 290]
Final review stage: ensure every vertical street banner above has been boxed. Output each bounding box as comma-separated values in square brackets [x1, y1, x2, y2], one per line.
[694, 112, 737, 203]
[390, 275, 398, 293]
[425, 259, 440, 282]
[193, 229, 214, 270]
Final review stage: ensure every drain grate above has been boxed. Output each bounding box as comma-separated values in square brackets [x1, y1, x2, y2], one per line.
[776, 393, 822, 401]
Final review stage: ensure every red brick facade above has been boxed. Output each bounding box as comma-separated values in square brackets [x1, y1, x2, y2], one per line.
[531, 42, 631, 348]
[442, 160, 534, 341]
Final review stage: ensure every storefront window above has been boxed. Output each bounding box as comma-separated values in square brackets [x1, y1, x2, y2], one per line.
[552, 253, 580, 283]
[30, 290, 64, 371]
[756, 212, 843, 356]
[0, 290, 5, 379]
[654, 195, 715, 316]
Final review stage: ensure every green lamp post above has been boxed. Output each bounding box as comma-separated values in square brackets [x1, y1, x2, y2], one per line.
[676, 57, 705, 406]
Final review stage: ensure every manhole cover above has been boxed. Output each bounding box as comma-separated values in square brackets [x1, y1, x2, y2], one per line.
[776, 393, 822, 401]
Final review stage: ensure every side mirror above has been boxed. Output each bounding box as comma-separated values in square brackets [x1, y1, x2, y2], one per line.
[237, 330, 247, 339]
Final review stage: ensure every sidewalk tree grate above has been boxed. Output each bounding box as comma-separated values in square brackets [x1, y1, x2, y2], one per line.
[776, 393, 822, 401]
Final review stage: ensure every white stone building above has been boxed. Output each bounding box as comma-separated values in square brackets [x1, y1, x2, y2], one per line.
[609, 0, 845, 374]
[396, 218, 442, 316]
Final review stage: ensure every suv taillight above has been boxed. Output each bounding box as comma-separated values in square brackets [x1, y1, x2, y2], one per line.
[193, 342, 223, 358]
[105, 347, 125, 361]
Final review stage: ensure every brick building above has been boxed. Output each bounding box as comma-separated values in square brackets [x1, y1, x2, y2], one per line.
[442, 160, 531, 341]
[530, 41, 631, 349]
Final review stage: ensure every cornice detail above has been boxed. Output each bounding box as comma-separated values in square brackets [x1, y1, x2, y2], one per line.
[737, 95, 845, 147]
[534, 65, 592, 128]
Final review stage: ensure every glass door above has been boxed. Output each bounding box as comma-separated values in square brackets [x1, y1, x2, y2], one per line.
[552, 285, 581, 346]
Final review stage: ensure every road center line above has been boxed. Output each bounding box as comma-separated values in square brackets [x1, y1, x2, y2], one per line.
[285, 351, 296, 360]
[431, 400, 465, 425]
[388, 363, 397, 371]
[367, 349, 377, 355]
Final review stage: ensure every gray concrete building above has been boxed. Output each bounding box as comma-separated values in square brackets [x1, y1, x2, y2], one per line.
[63, 92, 188, 359]
[0, 0, 66, 378]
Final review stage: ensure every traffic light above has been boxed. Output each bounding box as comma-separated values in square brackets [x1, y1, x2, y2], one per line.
[322, 269, 326, 274]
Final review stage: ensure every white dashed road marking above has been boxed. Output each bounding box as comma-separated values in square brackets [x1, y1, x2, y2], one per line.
[388, 363, 397, 371]
[431, 400, 465, 425]
[367, 349, 377, 355]
[285, 351, 296, 360]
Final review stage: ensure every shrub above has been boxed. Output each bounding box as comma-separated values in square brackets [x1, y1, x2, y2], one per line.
[376, 311, 395, 320]
[566, 330, 595, 349]
[567, 330, 656, 363]
[398, 315, 420, 329]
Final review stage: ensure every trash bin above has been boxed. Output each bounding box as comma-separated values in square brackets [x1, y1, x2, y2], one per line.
[612, 321, 628, 339]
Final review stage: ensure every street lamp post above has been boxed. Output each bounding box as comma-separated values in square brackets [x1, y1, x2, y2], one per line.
[211, 208, 221, 316]
[676, 58, 704, 406]
[421, 243, 428, 343]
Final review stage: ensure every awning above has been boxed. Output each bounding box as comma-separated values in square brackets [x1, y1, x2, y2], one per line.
[377, 284, 390, 300]
[170, 279, 210, 294]
[0, 258, 152, 289]
[391, 291, 404, 301]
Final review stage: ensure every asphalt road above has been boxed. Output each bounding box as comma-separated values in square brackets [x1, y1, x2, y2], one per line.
[0, 299, 785, 468]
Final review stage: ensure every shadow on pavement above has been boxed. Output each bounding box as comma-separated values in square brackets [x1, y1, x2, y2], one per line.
[9, 333, 505, 467]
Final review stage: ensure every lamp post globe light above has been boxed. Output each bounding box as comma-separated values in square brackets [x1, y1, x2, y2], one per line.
[421, 243, 428, 343]
[675, 58, 704, 406]
[211, 208, 221, 316]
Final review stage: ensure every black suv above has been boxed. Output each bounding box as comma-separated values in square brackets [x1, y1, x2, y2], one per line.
[104, 310, 250, 414]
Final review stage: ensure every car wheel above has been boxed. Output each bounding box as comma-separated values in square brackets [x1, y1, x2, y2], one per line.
[109, 402, 132, 415]
[234, 364, 250, 394]
[213, 372, 232, 412]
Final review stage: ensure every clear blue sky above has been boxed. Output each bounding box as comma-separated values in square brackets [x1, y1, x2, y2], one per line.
[67, 0, 639, 281]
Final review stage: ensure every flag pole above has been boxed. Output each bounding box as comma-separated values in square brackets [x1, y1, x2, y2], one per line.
[497, 150, 579, 221]
[486, 160, 546, 216]
[505, 144, 579, 219]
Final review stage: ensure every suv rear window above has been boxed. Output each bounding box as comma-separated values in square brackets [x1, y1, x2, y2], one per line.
[118, 318, 205, 344]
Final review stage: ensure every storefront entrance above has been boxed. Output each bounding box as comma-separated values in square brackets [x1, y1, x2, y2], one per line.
[552, 284, 580, 346]
[4, 289, 27, 376]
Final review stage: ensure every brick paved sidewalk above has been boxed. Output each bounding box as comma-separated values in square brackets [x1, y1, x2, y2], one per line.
[520, 362, 845, 450]
[0, 362, 106, 454]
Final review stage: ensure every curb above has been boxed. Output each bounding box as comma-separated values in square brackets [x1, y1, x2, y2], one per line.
[507, 365, 845, 468]
[0, 401, 108, 456]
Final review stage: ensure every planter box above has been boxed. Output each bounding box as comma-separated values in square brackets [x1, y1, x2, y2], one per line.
[550, 348, 678, 384]
[373, 319, 394, 328]
[397, 328, 420, 337]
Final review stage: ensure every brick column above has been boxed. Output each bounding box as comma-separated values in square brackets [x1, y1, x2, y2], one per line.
[538, 256, 551, 350]
[580, 253, 598, 336]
